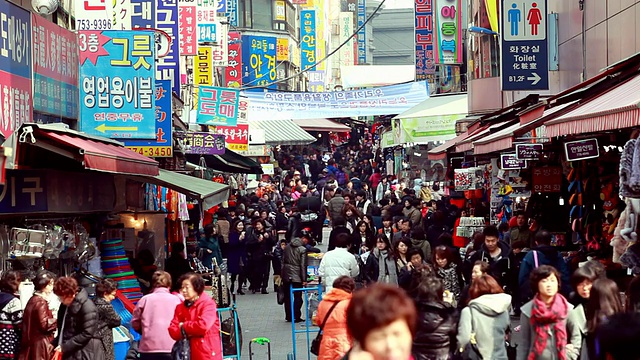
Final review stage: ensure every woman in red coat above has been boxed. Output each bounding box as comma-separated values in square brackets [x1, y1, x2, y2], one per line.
[169, 273, 222, 360]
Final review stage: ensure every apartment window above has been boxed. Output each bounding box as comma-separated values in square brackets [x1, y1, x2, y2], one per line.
[251, 0, 273, 30]
[237, 0, 252, 27]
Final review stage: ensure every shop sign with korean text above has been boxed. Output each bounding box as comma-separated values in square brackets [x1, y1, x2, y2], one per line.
[212, 24, 229, 66]
[156, 0, 181, 95]
[75, 0, 113, 30]
[415, 0, 435, 79]
[0, 0, 32, 139]
[178, 0, 197, 56]
[500, 154, 527, 170]
[300, 10, 316, 71]
[196, 6, 219, 43]
[112, 0, 132, 30]
[79, 30, 156, 139]
[226, 31, 242, 88]
[196, 86, 239, 126]
[274, 0, 286, 21]
[242, 35, 276, 90]
[237, 97, 249, 123]
[216, 124, 248, 151]
[277, 38, 289, 62]
[516, 143, 543, 160]
[227, 0, 238, 26]
[532, 167, 562, 193]
[308, 71, 325, 92]
[131, 0, 155, 28]
[193, 46, 213, 109]
[357, 0, 366, 64]
[32, 15, 79, 120]
[243, 81, 429, 120]
[178, 132, 225, 155]
[564, 138, 599, 161]
[500, 0, 549, 90]
[339, 12, 355, 66]
[124, 80, 173, 157]
[433, 0, 463, 64]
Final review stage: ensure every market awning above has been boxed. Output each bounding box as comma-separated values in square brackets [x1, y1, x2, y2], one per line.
[185, 149, 263, 174]
[427, 133, 469, 160]
[545, 75, 640, 137]
[393, 94, 467, 119]
[249, 119, 316, 145]
[292, 119, 351, 132]
[455, 122, 508, 153]
[8, 123, 158, 176]
[131, 169, 230, 209]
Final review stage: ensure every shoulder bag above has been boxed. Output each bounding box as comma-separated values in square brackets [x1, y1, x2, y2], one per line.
[310, 301, 341, 356]
[171, 326, 191, 360]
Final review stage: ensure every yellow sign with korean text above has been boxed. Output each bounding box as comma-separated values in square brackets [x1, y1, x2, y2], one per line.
[275, 0, 286, 20]
[193, 46, 213, 109]
[276, 38, 289, 61]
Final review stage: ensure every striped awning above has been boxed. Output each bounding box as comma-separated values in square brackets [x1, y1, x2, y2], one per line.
[545, 75, 640, 137]
[249, 119, 316, 145]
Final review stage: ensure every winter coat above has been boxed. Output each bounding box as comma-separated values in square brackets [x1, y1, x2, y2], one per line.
[327, 196, 345, 221]
[318, 247, 360, 291]
[58, 289, 103, 360]
[216, 219, 230, 244]
[518, 246, 572, 300]
[466, 242, 515, 291]
[411, 238, 432, 264]
[169, 292, 222, 360]
[403, 207, 423, 228]
[364, 248, 398, 285]
[19, 294, 56, 360]
[516, 299, 582, 360]
[0, 292, 22, 359]
[436, 263, 463, 300]
[566, 304, 588, 360]
[457, 293, 512, 360]
[316, 289, 352, 360]
[351, 231, 375, 254]
[226, 231, 247, 275]
[93, 297, 122, 360]
[199, 235, 224, 269]
[131, 287, 182, 353]
[376, 182, 391, 204]
[282, 238, 308, 283]
[245, 226, 274, 261]
[413, 300, 458, 360]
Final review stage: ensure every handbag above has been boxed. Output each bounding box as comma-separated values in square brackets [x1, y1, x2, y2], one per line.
[171, 327, 191, 360]
[310, 301, 341, 356]
[453, 308, 483, 360]
[276, 284, 286, 305]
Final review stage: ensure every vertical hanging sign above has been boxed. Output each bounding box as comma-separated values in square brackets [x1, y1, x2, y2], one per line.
[225, 31, 242, 88]
[131, 0, 155, 28]
[196, 86, 240, 126]
[433, 0, 463, 64]
[300, 10, 316, 71]
[339, 12, 355, 66]
[414, 0, 435, 80]
[241, 35, 277, 89]
[178, 0, 197, 56]
[156, 0, 181, 95]
[74, 0, 113, 30]
[212, 24, 229, 66]
[356, 0, 367, 64]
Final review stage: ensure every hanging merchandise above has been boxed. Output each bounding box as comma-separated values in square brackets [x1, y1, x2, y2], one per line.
[101, 238, 144, 304]
[620, 138, 640, 198]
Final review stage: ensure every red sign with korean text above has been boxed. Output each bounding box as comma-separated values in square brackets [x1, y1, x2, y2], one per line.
[216, 124, 248, 151]
[532, 167, 562, 193]
[178, 4, 197, 56]
[225, 31, 242, 88]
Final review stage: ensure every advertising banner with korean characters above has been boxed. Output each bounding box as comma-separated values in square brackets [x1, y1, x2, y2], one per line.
[177, 132, 225, 155]
[227, 0, 238, 26]
[124, 80, 173, 157]
[225, 31, 242, 88]
[112, 0, 132, 30]
[277, 38, 289, 62]
[131, 0, 155, 28]
[274, 0, 286, 21]
[196, 86, 240, 126]
[300, 10, 316, 71]
[75, 0, 113, 30]
[212, 24, 229, 66]
[0, 0, 32, 139]
[215, 124, 248, 151]
[339, 12, 355, 66]
[357, 0, 366, 64]
[241, 35, 277, 90]
[79, 30, 156, 139]
[308, 70, 325, 92]
[433, 0, 463, 64]
[32, 15, 79, 120]
[192, 46, 213, 109]
[415, 0, 435, 79]
[243, 81, 429, 121]
[196, 6, 219, 43]
[156, 0, 181, 95]
[178, 0, 197, 56]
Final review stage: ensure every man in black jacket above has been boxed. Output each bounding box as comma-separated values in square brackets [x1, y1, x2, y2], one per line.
[282, 237, 308, 322]
[466, 225, 515, 293]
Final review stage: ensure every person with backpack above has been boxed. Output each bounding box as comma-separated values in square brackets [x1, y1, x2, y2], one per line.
[518, 230, 571, 304]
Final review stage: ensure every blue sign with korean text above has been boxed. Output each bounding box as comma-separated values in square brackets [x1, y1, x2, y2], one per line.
[196, 86, 240, 126]
[130, 0, 155, 28]
[241, 35, 277, 90]
[123, 80, 174, 157]
[227, 0, 237, 26]
[79, 30, 156, 139]
[0, 0, 32, 139]
[217, 0, 227, 14]
[156, 0, 181, 95]
[415, 0, 435, 80]
[198, 22, 218, 42]
[357, 0, 366, 64]
[500, 0, 549, 91]
[300, 10, 316, 71]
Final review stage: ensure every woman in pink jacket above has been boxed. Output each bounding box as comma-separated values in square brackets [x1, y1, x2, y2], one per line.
[316, 276, 355, 360]
[131, 271, 182, 360]
[169, 273, 222, 360]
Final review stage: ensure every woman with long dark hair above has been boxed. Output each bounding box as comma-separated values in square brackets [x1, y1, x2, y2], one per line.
[227, 219, 248, 295]
[585, 278, 624, 360]
[342, 204, 362, 233]
[351, 220, 375, 254]
[245, 218, 274, 294]
[364, 234, 398, 285]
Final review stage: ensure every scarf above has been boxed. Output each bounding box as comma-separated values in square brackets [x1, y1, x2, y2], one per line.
[528, 294, 569, 360]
